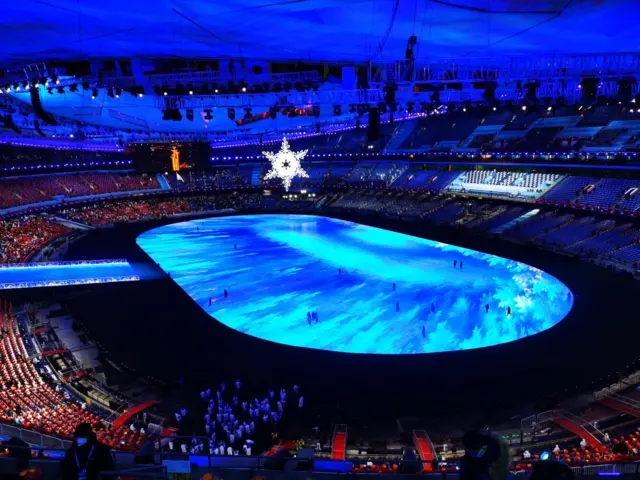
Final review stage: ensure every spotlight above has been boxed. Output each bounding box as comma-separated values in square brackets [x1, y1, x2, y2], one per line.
[463, 107, 467, 112]
[540, 452, 550, 461]
[22, 81, 29, 90]
[492, 106, 497, 111]
[522, 105, 527, 111]
[164, 92, 168, 96]
[91, 88, 98, 99]
[241, 86, 247, 93]
[52, 76, 59, 85]
[189, 90, 193, 95]
[13, 83, 19, 91]
[41, 77, 48, 86]
[115, 87, 122, 98]
[547, 106, 553, 111]
[214, 89, 219, 93]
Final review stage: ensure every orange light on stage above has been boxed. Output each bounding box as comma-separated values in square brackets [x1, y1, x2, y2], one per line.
[171, 147, 180, 172]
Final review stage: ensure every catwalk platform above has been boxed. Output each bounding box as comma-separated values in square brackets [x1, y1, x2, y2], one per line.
[0, 259, 159, 289]
[137, 214, 573, 355]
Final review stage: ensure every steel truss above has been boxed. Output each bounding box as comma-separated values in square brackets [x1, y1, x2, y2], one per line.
[374, 53, 640, 85]
[157, 89, 383, 109]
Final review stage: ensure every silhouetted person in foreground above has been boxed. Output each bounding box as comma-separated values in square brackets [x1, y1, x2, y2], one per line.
[530, 457, 574, 480]
[61, 423, 114, 480]
[461, 430, 510, 480]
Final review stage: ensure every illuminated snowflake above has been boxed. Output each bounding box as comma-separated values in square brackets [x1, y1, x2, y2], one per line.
[262, 138, 308, 191]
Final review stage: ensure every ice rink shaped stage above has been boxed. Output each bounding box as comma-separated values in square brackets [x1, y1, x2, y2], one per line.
[137, 215, 573, 354]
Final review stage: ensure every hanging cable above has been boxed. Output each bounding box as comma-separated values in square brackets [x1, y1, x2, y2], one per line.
[463, 0, 575, 57]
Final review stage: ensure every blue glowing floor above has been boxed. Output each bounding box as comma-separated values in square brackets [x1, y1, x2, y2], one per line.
[137, 215, 573, 354]
[0, 260, 156, 289]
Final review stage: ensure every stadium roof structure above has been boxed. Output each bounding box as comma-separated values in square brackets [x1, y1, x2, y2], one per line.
[1, 0, 638, 63]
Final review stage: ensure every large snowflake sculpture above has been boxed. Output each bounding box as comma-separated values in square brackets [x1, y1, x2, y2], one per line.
[262, 138, 309, 191]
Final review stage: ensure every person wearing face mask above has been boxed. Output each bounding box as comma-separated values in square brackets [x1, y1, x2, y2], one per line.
[461, 430, 510, 480]
[61, 423, 114, 480]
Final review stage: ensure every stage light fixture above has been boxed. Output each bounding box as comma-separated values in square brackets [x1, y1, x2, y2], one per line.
[115, 87, 122, 98]
[22, 81, 29, 90]
[13, 83, 19, 91]
[214, 88, 219, 93]
[91, 88, 98, 99]
[522, 105, 527, 111]
[241, 86, 247, 93]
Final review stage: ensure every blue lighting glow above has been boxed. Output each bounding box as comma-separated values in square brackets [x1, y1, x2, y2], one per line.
[0, 260, 146, 290]
[137, 215, 573, 355]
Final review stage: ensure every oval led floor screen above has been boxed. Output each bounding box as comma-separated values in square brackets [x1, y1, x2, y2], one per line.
[137, 215, 573, 354]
